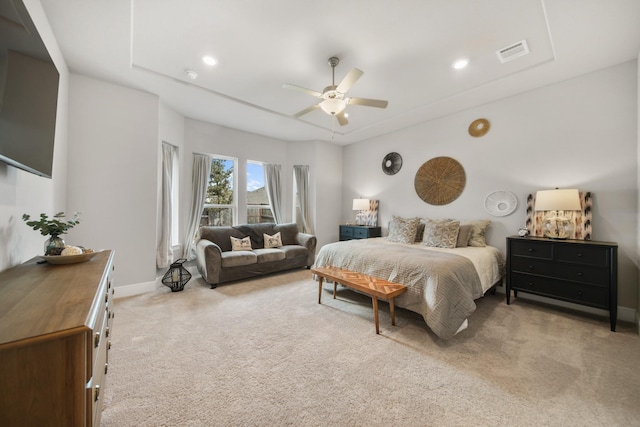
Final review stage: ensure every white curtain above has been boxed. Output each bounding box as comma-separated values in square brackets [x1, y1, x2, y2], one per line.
[294, 164, 313, 233]
[264, 164, 283, 224]
[156, 142, 177, 269]
[183, 153, 212, 260]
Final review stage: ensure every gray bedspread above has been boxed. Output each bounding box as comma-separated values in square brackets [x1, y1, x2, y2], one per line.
[314, 238, 498, 339]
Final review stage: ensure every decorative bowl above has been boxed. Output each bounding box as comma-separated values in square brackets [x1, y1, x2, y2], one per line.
[39, 251, 98, 265]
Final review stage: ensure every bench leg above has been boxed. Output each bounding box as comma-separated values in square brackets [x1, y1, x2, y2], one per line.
[372, 297, 380, 334]
[333, 282, 338, 299]
[389, 298, 396, 326]
[318, 276, 323, 304]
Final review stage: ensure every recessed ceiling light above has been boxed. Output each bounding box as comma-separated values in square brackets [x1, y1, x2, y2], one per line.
[202, 56, 217, 66]
[453, 59, 469, 70]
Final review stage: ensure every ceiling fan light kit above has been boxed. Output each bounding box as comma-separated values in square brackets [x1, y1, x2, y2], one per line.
[284, 56, 388, 126]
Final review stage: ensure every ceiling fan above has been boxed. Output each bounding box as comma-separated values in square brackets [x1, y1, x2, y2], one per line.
[283, 57, 388, 126]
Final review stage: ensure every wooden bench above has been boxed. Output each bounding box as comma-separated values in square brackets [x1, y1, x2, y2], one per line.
[311, 266, 408, 334]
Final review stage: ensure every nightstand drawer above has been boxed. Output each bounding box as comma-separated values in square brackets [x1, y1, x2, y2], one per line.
[339, 225, 381, 241]
[510, 240, 553, 260]
[339, 226, 354, 238]
[353, 227, 369, 238]
[511, 273, 608, 308]
[556, 245, 610, 267]
[510, 257, 609, 287]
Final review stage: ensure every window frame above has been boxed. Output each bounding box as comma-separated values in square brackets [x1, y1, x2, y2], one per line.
[201, 155, 237, 227]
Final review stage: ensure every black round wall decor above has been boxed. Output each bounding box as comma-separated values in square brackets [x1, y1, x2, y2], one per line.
[382, 152, 403, 175]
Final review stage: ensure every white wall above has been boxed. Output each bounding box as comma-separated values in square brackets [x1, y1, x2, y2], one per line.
[0, 0, 68, 271]
[65, 74, 159, 287]
[343, 61, 638, 311]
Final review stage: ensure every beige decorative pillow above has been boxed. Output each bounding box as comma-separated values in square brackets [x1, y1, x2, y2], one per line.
[422, 218, 460, 249]
[263, 232, 282, 248]
[456, 223, 472, 247]
[465, 220, 491, 247]
[387, 216, 420, 244]
[231, 236, 252, 251]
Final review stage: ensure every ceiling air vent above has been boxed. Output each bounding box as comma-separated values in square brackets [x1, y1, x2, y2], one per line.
[496, 40, 530, 63]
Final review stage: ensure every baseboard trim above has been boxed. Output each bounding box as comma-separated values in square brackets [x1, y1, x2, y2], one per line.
[494, 286, 636, 324]
[114, 267, 202, 299]
[113, 280, 161, 298]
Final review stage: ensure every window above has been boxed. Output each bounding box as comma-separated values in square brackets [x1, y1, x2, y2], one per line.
[246, 161, 273, 224]
[201, 157, 236, 226]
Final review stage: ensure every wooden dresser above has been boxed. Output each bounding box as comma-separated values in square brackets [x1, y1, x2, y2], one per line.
[0, 250, 115, 426]
[506, 236, 617, 331]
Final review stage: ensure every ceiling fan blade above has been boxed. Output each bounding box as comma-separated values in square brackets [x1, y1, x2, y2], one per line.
[283, 84, 322, 98]
[293, 103, 321, 118]
[336, 68, 363, 94]
[336, 111, 349, 126]
[348, 97, 389, 108]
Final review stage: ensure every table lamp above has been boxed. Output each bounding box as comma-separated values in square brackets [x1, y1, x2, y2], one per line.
[535, 189, 581, 239]
[352, 198, 369, 225]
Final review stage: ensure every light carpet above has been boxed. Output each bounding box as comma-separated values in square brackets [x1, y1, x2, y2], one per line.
[102, 269, 640, 426]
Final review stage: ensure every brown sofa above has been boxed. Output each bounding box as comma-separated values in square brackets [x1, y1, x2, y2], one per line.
[195, 223, 316, 288]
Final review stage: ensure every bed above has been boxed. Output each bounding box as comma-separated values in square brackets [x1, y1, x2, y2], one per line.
[313, 233, 505, 339]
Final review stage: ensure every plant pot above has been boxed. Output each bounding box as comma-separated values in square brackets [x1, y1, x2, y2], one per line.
[44, 235, 65, 255]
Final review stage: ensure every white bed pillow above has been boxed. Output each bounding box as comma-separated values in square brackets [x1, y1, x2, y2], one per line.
[387, 216, 420, 244]
[263, 232, 282, 248]
[422, 218, 460, 249]
[231, 236, 252, 251]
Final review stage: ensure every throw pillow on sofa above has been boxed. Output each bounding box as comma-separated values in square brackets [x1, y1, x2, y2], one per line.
[264, 232, 282, 248]
[231, 236, 252, 251]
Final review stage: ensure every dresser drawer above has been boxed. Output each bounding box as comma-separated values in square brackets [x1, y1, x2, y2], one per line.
[556, 245, 610, 267]
[511, 273, 608, 308]
[510, 240, 553, 260]
[510, 257, 609, 287]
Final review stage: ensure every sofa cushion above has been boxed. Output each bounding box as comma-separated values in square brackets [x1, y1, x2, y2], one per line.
[253, 248, 286, 263]
[199, 226, 246, 252]
[274, 223, 299, 245]
[279, 245, 308, 259]
[231, 236, 253, 251]
[264, 232, 282, 248]
[233, 223, 276, 248]
[221, 251, 257, 268]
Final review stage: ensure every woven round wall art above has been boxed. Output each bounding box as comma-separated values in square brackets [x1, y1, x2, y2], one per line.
[468, 118, 490, 137]
[414, 156, 466, 205]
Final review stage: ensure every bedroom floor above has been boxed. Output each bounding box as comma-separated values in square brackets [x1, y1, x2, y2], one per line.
[103, 269, 640, 426]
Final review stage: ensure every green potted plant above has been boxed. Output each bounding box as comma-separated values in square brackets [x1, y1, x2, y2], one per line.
[22, 212, 81, 255]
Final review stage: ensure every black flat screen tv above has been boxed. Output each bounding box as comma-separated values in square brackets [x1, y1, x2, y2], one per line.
[0, 0, 60, 178]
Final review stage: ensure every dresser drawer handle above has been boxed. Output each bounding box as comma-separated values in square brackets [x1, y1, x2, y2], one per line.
[94, 385, 100, 402]
[528, 265, 534, 270]
[577, 272, 583, 277]
[577, 253, 583, 257]
[94, 332, 101, 348]
[577, 291, 584, 296]
[528, 248, 534, 252]
[105, 363, 109, 375]
[105, 326, 110, 338]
